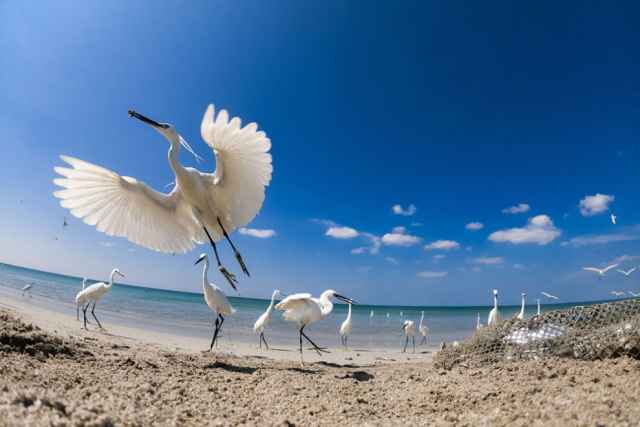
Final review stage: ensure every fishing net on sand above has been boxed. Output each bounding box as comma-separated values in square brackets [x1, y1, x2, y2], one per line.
[435, 299, 640, 369]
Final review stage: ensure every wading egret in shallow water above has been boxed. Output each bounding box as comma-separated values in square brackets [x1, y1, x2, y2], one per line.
[75, 278, 88, 320]
[516, 293, 526, 320]
[75, 269, 124, 329]
[53, 105, 273, 291]
[253, 289, 283, 350]
[541, 291, 559, 300]
[339, 302, 353, 349]
[418, 311, 429, 345]
[537, 299, 541, 316]
[401, 320, 416, 353]
[21, 284, 33, 297]
[476, 312, 483, 330]
[583, 264, 619, 278]
[617, 268, 637, 278]
[487, 289, 500, 327]
[275, 290, 354, 365]
[195, 253, 235, 351]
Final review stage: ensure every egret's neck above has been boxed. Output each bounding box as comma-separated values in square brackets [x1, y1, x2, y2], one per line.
[168, 137, 186, 177]
[201, 258, 210, 290]
[346, 304, 352, 321]
[537, 300, 541, 315]
[319, 294, 334, 317]
[267, 292, 278, 311]
[419, 312, 424, 326]
[493, 295, 498, 310]
[107, 270, 117, 288]
[520, 296, 525, 314]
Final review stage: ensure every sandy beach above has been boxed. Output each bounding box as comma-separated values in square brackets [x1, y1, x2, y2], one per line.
[2, 295, 640, 426]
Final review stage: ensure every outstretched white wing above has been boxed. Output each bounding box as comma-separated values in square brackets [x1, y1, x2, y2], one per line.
[583, 267, 601, 273]
[200, 104, 272, 231]
[53, 155, 202, 253]
[601, 264, 619, 273]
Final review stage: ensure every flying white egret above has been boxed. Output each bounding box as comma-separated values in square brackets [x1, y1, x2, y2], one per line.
[75, 269, 124, 329]
[275, 290, 354, 364]
[617, 268, 637, 278]
[541, 291, 559, 300]
[53, 105, 272, 291]
[76, 278, 88, 320]
[418, 311, 429, 345]
[487, 289, 500, 327]
[611, 291, 625, 297]
[21, 283, 33, 297]
[628, 291, 640, 298]
[516, 293, 526, 320]
[253, 289, 283, 350]
[583, 264, 619, 278]
[476, 312, 483, 330]
[195, 253, 235, 351]
[401, 320, 416, 353]
[339, 302, 353, 349]
[611, 213, 617, 225]
[536, 298, 541, 316]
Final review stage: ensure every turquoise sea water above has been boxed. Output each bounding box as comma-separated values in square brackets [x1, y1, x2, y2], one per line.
[0, 262, 609, 350]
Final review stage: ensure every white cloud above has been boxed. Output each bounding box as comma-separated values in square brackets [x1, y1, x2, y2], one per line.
[326, 226, 359, 239]
[424, 240, 460, 251]
[392, 204, 417, 216]
[238, 227, 276, 238]
[432, 254, 446, 262]
[99, 241, 115, 248]
[416, 271, 448, 279]
[381, 227, 421, 247]
[465, 222, 484, 231]
[489, 214, 560, 245]
[311, 218, 336, 227]
[352, 233, 382, 255]
[502, 203, 531, 215]
[579, 193, 615, 216]
[561, 231, 640, 248]
[351, 247, 367, 255]
[384, 256, 399, 265]
[611, 254, 640, 264]
[472, 256, 504, 265]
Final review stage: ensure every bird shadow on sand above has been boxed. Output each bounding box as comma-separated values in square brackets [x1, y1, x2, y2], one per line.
[204, 361, 257, 375]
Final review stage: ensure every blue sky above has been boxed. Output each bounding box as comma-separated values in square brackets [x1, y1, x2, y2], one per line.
[1, 1, 640, 305]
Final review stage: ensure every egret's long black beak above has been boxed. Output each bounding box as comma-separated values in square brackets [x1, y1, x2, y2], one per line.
[334, 294, 355, 304]
[128, 110, 168, 129]
[195, 256, 206, 266]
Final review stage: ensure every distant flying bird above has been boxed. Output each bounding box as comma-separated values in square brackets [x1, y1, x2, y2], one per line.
[76, 278, 88, 320]
[476, 312, 483, 330]
[516, 292, 526, 320]
[617, 268, 637, 278]
[401, 320, 416, 353]
[611, 291, 625, 297]
[583, 264, 619, 278]
[195, 253, 235, 351]
[53, 104, 273, 291]
[628, 291, 640, 298]
[611, 213, 617, 225]
[75, 268, 124, 329]
[276, 290, 354, 365]
[253, 289, 283, 350]
[487, 289, 500, 327]
[541, 291, 559, 300]
[21, 283, 33, 297]
[339, 302, 353, 349]
[418, 311, 429, 345]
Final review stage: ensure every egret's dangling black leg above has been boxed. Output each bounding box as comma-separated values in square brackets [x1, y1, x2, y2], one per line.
[91, 301, 103, 329]
[258, 333, 262, 349]
[402, 336, 408, 353]
[412, 336, 416, 353]
[210, 316, 220, 351]
[260, 332, 269, 350]
[82, 303, 90, 330]
[301, 328, 330, 355]
[299, 328, 304, 364]
[420, 336, 427, 346]
[217, 217, 250, 277]
[202, 226, 238, 291]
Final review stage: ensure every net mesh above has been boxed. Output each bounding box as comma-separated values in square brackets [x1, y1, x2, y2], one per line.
[434, 299, 640, 369]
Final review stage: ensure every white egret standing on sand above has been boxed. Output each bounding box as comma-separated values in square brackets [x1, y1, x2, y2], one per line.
[21, 283, 33, 298]
[76, 278, 88, 320]
[195, 253, 235, 351]
[541, 291, 559, 300]
[536, 299, 541, 316]
[275, 290, 354, 364]
[339, 302, 353, 349]
[53, 105, 273, 291]
[617, 268, 637, 278]
[75, 269, 124, 329]
[516, 293, 526, 320]
[401, 320, 416, 353]
[476, 312, 483, 330]
[487, 289, 500, 327]
[583, 264, 619, 278]
[253, 289, 283, 350]
[418, 311, 429, 345]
